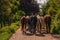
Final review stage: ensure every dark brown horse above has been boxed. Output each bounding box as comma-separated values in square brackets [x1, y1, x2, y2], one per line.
[44, 14, 51, 33]
[21, 16, 27, 34]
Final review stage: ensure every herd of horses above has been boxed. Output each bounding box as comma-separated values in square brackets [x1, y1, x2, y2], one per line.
[21, 13, 51, 34]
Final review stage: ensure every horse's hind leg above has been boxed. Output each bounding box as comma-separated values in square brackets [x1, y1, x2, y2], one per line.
[36, 24, 40, 33]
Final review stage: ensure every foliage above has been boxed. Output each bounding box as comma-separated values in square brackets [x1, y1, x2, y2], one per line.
[20, 0, 39, 15]
[0, 21, 20, 40]
[0, 0, 25, 27]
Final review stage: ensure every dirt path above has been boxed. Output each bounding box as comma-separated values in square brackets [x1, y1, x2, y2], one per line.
[9, 28, 60, 40]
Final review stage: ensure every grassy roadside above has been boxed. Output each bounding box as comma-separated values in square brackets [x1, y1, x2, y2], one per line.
[0, 21, 20, 40]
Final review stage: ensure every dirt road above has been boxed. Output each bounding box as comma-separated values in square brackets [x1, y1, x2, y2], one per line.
[9, 28, 60, 40]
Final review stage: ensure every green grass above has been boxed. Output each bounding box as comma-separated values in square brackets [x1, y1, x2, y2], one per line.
[0, 21, 20, 40]
[0, 32, 12, 40]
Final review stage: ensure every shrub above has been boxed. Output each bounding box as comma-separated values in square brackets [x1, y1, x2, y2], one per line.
[0, 22, 20, 40]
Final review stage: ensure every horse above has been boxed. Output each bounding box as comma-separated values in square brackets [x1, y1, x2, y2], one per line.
[36, 15, 46, 33]
[40, 16, 46, 32]
[36, 15, 41, 33]
[21, 16, 27, 34]
[44, 14, 51, 33]
[25, 16, 30, 31]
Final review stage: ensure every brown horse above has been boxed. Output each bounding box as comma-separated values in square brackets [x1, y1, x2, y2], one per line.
[44, 14, 51, 33]
[36, 15, 41, 33]
[25, 16, 30, 31]
[36, 15, 46, 33]
[21, 16, 27, 34]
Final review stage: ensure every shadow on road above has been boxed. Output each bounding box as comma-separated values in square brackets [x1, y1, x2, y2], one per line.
[25, 33, 34, 36]
[51, 34, 60, 39]
[24, 32, 45, 37]
[35, 33, 45, 37]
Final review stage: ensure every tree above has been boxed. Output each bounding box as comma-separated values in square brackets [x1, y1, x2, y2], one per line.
[0, 0, 25, 27]
[19, 0, 39, 15]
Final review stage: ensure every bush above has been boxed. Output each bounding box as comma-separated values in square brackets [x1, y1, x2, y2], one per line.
[51, 12, 60, 34]
[0, 22, 20, 40]
[52, 26, 60, 34]
[9, 28, 15, 33]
